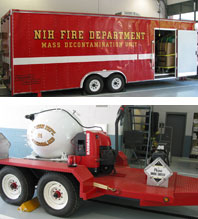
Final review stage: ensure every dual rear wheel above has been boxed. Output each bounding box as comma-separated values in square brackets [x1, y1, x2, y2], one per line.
[84, 74, 125, 94]
[0, 167, 79, 217]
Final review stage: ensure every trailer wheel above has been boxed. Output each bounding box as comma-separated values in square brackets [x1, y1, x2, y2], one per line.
[107, 74, 125, 92]
[37, 173, 79, 217]
[100, 165, 114, 174]
[0, 166, 35, 205]
[84, 75, 104, 94]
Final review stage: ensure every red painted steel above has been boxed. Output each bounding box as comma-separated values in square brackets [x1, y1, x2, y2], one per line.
[1, 156, 198, 206]
[0, 158, 96, 200]
[1, 10, 195, 95]
[74, 131, 112, 169]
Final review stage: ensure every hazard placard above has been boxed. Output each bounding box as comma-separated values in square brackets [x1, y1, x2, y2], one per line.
[144, 157, 173, 187]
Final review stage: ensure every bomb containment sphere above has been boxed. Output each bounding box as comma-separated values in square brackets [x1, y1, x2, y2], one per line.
[27, 109, 83, 158]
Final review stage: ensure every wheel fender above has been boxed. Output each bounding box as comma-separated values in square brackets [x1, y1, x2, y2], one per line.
[80, 71, 127, 88]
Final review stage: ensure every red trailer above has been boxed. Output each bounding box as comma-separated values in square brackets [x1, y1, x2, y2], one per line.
[1, 9, 197, 96]
[0, 107, 198, 217]
[1, 152, 198, 217]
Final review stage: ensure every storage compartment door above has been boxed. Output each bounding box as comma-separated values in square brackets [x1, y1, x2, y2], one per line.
[178, 30, 197, 77]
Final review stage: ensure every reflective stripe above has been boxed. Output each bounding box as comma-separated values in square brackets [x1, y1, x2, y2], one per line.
[13, 54, 138, 65]
[138, 53, 152, 60]
[13, 53, 152, 66]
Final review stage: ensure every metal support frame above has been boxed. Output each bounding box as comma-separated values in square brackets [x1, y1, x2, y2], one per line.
[115, 106, 125, 156]
[118, 105, 153, 167]
[159, 125, 173, 163]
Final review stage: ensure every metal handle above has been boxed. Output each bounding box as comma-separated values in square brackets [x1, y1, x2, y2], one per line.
[151, 40, 155, 70]
[115, 106, 125, 156]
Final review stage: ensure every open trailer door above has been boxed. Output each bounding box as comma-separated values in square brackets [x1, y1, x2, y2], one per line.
[177, 30, 197, 77]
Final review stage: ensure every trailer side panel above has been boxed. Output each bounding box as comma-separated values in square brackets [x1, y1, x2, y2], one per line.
[2, 10, 195, 95]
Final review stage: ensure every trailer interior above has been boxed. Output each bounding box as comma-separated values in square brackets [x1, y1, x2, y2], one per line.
[155, 29, 176, 79]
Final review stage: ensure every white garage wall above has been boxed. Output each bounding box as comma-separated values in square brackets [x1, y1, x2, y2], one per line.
[1, 104, 197, 158]
[1, 104, 197, 136]
[0, 104, 120, 135]
[0, 0, 165, 19]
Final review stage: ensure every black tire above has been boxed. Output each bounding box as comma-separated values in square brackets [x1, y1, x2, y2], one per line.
[0, 166, 35, 205]
[107, 74, 125, 92]
[84, 75, 104, 94]
[37, 173, 79, 217]
[100, 165, 114, 174]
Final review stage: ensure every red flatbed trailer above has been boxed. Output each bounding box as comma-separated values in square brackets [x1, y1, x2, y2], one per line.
[0, 153, 198, 209]
[1, 9, 197, 96]
[1, 107, 198, 217]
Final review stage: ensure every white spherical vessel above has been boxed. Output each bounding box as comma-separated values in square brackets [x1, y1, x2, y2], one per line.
[27, 109, 83, 158]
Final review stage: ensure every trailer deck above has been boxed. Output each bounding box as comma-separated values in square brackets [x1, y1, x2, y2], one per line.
[95, 166, 198, 206]
[0, 157, 198, 207]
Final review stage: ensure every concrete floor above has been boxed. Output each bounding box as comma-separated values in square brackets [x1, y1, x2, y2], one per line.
[1, 78, 198, 97]
[0, 157, 198, 219]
